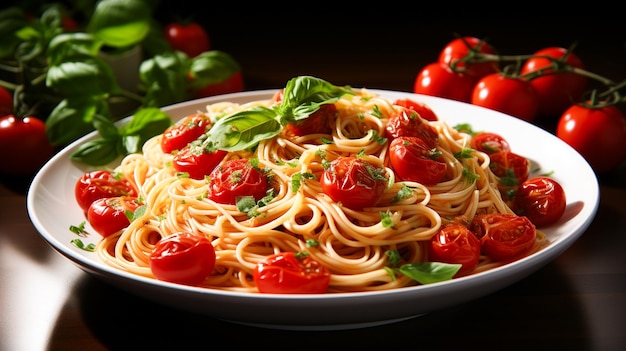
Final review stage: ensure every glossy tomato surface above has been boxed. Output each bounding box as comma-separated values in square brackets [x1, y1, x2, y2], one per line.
[428, 223, 481, 277]
[470, 213, 536, 262]
[556, 104, 626, 173]
[438, 36, 499, 80]
[413, 62, 477, 103]
[149, 232, 216, 286]
[489, 151, 530, 186]
[75, 170, 137, 213]
[193, 71, 244, 98]
[208, 158, 269, 205]
[161, 113, 212, 154]
[385, 107, 439, 148]
[283, 103, 338, 136]
[520, 47, 587, 116]
[320, 156, 388, 210]
[393, 98, 438, 121]
[470, 132, 511, 154]
[0, 115, 56, 176]
[164, 22, 210, 57]
[173, 143, 227, 180]
[514, 177, 567, 227]
[471, 73, 538, 122]
[253, 252, 330, 294]
[389, 136, 447, 185]
[87, 196, 141, 237]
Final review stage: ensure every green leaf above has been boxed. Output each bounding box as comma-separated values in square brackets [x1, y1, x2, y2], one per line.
[278, 76, 354, 122]
[70, 138, 120, 166]
[92, 113, 120, 141]
[47, 33, 101, 66]
[46, 98, 101, 146]
[188, 50, 241, 88]
[87, 0, 151, 48]
[46, 58, 118, 96]
[207, 106, 282, 151]
[119, 107, 172, 153]
[396, 262, 461, 285]
[139, 52, 190, 107]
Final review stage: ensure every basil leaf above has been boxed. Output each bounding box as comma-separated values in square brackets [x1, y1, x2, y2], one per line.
[207, 106, 282, 151]
[139, 52, 189, 107]
[46, 58, 118, 96]
[70, 138, 119, 166]
[87, 0, 151, 48]
[188, 50, 241, 88]
[278, 75, 354, 122]
[46, 98, 100, 146]
[119, 107, 173, 153]
[397, 262, 461, 285]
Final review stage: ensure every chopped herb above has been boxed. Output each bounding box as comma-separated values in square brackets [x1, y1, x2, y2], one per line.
[391, 184, 413, 203]
[71, 239, 96, 252]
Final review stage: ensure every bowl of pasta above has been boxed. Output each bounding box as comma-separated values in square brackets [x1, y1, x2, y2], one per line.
[27, 76, 599, 330]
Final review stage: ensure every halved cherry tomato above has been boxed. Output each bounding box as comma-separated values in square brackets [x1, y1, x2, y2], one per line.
[208, 158, 269, 205]
[470, 132, 511, 154]
[520, 47, 587, 116]
[471, 73, 539, 122]
[438, 36, 499, 80]
[75, 170, 137, 213]
[161, 113, 212, 154]
[253, 251, 330, 294]
[388, 136, 447, 185]
[149, 232, 216, 286]
[470, 213, 536, 262]
[193, 71, 244, 98]
[513, 177, 567, 227]
[489, 151, 530, 187]
[428, 223, 481, 277]
[385, 106, 439, 148]
[0, 115, 56, 176]
[556, 103, 626, 174]
[320, 156, 388, 210]
[173, 142, 228, 180]
[164, 22, 210, 57]
[87, 196, 141, 237]
[413, 62, 477, 103]
[393, 98, 438, 121]
[282, 103, 338, 136]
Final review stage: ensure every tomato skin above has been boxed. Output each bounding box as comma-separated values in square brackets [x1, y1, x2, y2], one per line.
[470, 213, 537, 262]
[413, 62, 477, 103]
[164, 22, 210, 57]
[556, 104, 626, 173]
[389, 136, 447, 185]
[193, 71, 244, 98]
[489, 151, 530, 185]
[513, 177, 567, 227]
[320, 156, 388, 210]
[161, 113, 212, 154]
[520, 47, 587, 116]
[0, 86, 12, 116]
[253, 252, 330, 294]
[471, 132, 511, 154]
[208, 158, 269, 205]
[438, 36, 498, 80]
[471, 73, 539, 122]
[0, 115, 56, 176]
[393, 98, 438, 121]
[173, 144, 228, 180]
[149, 232, 216, 286]
[385, 107, 439, 148]
[428, 223, 481, 277]
[87, 196, 141, 237]
[283, 103, 338, 136]
[75, 170, 137, 213]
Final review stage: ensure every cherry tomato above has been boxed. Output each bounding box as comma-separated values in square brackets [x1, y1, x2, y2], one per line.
[470, 213, 536, 262]
[208, 158, 269, 205]
[413, 62, 477, 103]
[0, 86, 12, 116]
[193, 71, 244, 98]
[320, 156, 388, 210]
[513, 177, 567, 227]
[87, 196, 141, 237]
[470, 132, 511, 154]
[173, 143, 228, 180]
[393, 98, 438, 121]
[428, 223, 481, 277]
[556, 104, 626, 173]
[0, 115, 56, 176]
[385, 106, 439, 148]
[388, 136, 447, 185]
[253, 252, 330, 294]
[489, 151, 530, 186]
[520, 47, 587, 116]
[75, 170, 137, 213]
[149, 232, 216, 286]
[282, 103, 338, 136]
[471, 73, 539, 122]
[161, 113, 212, 154]
[438, 36, 499, 80]
[164, 22, 211, 57]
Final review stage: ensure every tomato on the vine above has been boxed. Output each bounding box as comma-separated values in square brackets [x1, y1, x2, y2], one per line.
[513, 177, 566, 227]
[75, 170, 137, 213]
[253, 252, 331, 294]
[471, 73, 539, 122]
[470, 213, 536, 262]
[173, 143, 228, 180]
[87, 196, 141, 237]
[282, 103, 338, 137]
[470, 132, 511, 154]
[520, 47, 587, 117]
[413, 62, 477, 103]
[385, 106, 439, 148]
[388, 136, 447, 185]
[161, 113, 212, 154]
[0, 115, 56, 176]
[149, 232, 216, 286]
[0, 86, 12, 116]
[321, 156, 388, 210]
[193, 71, 244, 98]
[556, 103, 626, 173]
[428, 223, 481, 277]
[438, 36, 499, 80]
[164, 22, 210, 57]
[208, 158, 269, 205]
[393, 98, 438, 121]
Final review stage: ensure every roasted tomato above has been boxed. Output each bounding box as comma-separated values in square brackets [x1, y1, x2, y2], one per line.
[385, 106, 439, 148]
[513, 177, 567, 227]
[208, 158, 269, 205]
[173, 142, 228, 180]
[161, 113, 212, 154]
[489, 151, 530, 187]
[393, 98, 438, 121]
[428, 223, 481, 277]
[470, 132, 511, 154]
[253, 252, 331, 294]
[470, 213, 537, 262]
[388, 136, 447, 185]
[75, 170, 137, 213]
[320, 156, 388, 210]
[283, 103, 338, 136]
[149, 232, 216, 286]
[87, 196, 141, 237]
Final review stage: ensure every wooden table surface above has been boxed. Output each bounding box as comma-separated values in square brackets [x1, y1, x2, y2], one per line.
[2, 18, 625, 351]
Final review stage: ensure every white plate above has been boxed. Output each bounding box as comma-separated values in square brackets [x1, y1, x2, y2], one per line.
[27, 89, 599, 330]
